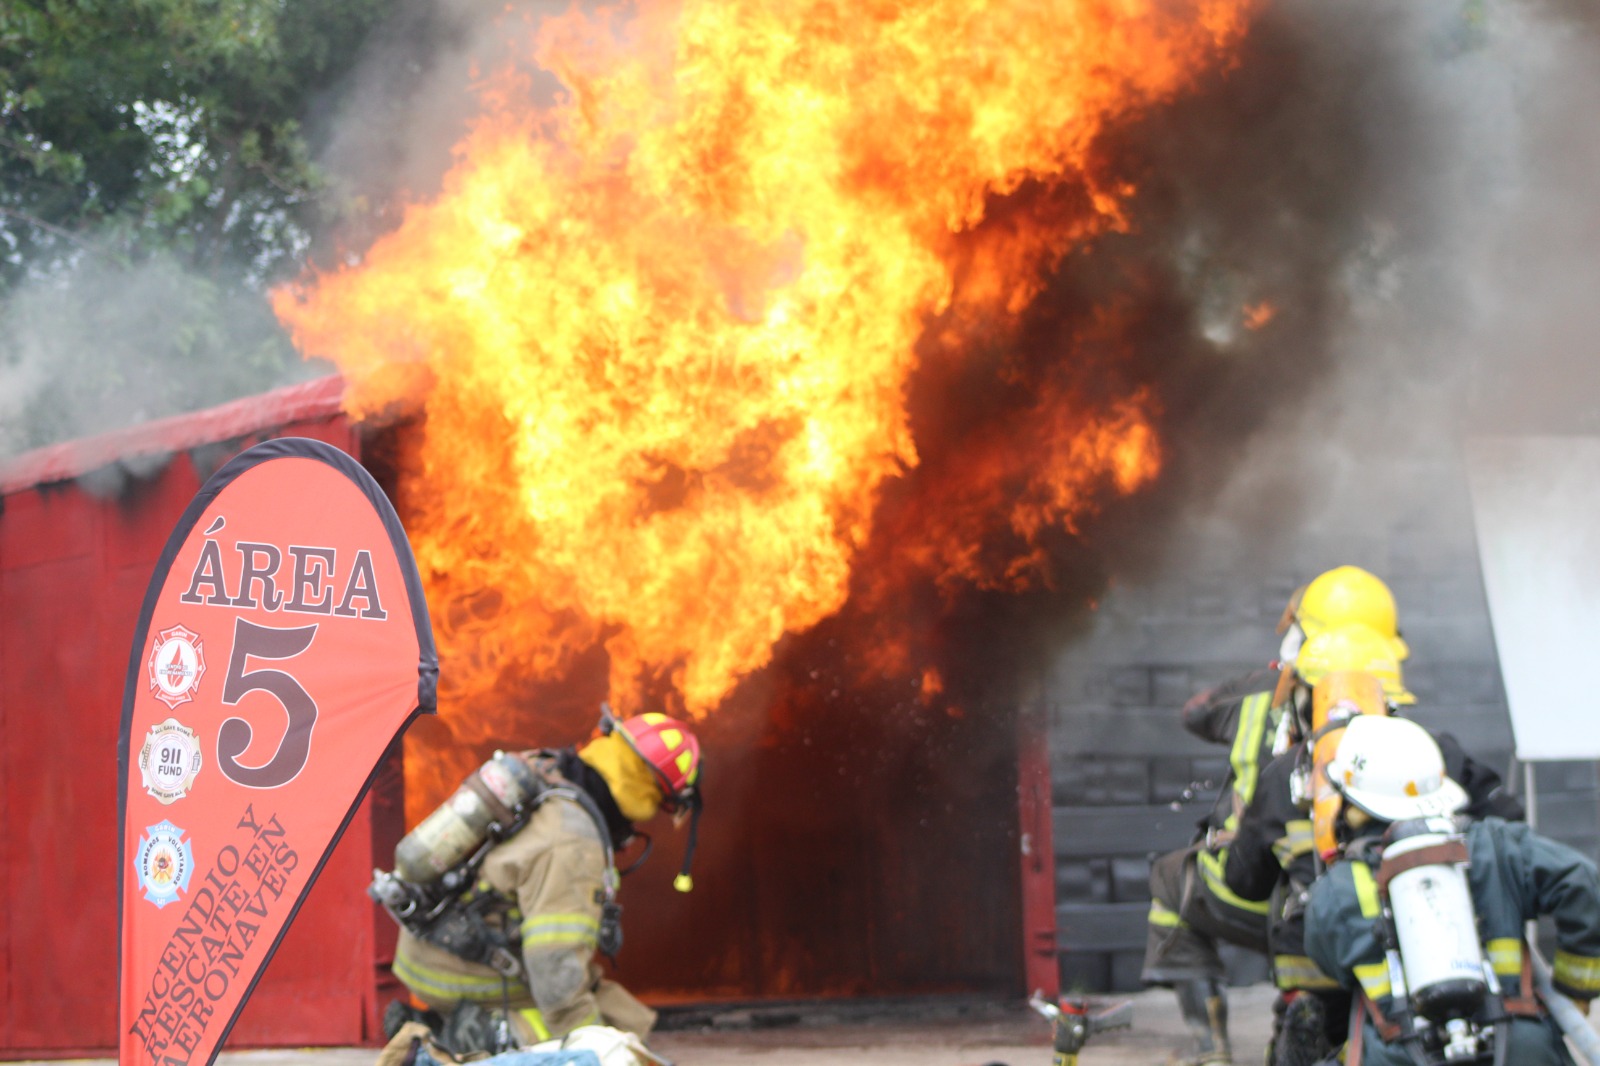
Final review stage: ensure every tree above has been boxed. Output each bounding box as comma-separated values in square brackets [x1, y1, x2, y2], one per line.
[0, 0, 401, 456]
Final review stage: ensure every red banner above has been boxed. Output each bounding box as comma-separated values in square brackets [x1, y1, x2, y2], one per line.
[117, 438, 437, 1066]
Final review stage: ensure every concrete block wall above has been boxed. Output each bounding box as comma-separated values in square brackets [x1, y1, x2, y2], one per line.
[1044, 456, 1600, 992]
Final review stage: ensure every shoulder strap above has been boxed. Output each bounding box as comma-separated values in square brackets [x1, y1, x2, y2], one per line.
[1374, 840, 1469, 895]
[524, 754, 620, 898]
[540, 783, 618, 880]
[530, 763, 625, 959]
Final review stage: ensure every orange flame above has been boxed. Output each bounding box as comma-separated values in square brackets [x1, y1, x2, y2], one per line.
[1243, 301, 1277, 330]
[274, 0, 1254, 734]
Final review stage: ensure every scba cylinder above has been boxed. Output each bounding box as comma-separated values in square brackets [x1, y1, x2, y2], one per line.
[1383, 819, 1488, 1022]
[394, 751, 542, 883]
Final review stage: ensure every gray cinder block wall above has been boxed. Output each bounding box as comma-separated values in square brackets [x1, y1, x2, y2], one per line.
[1045, 455, 1600, 992]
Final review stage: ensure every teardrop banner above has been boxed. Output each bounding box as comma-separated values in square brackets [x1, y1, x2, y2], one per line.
[117, 437, 438, 1066]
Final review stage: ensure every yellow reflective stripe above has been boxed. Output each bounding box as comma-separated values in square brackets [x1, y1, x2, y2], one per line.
[1149, 899, 1186, 929]
[392, 955, 530, 1002]
[518, 1008, 551, 1041]
[521, 912, 600, 942]
[1272, 820, 1315, 867]
[1274, 954, 1341, 991]
[522, 911, 599, 950]
[1486, 938, 1523, 977]
[1229, 693, 1274, 811]
[523, 929, 599, 948]
[1553, 951, 1600, 993]
[1351, 862, 1381, 919]
[1197, 848, 1271, 915]
[1354, 961, 1392, 1000]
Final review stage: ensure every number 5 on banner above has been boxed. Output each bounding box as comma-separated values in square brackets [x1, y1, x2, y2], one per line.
[218, 618, 320, 790]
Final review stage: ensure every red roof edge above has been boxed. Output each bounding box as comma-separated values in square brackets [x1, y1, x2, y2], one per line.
[0, 374, 348, 496]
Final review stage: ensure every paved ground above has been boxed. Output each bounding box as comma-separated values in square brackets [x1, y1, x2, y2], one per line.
[648, 985, 1281, 1065]
[4, 985, 1280, 1066]
[64, 984, 1593, 1066]
[32, 985, 1596, 1065]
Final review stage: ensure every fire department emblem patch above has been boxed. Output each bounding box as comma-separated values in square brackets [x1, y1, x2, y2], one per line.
[135, 820, 194, 909]
[138, 718, 202, 804]
[148, 624, 206, 710]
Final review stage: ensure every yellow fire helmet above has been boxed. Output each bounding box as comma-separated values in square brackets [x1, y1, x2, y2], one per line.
[1295, 622, 1416, 705]
[1279, 565, 1408, 661]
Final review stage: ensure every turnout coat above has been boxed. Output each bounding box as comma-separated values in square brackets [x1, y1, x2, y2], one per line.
[1305, 818, 1600, 1066]
[392, 783, 655, 1043]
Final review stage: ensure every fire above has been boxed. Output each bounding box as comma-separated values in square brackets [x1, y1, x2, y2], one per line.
[273, 0, 1254, 756]
[1243, 301, 1278, 330]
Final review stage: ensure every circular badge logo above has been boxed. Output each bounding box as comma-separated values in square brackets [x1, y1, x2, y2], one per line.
[138, 718, 203, 804]
[148, 625, 206, 710]
[136, 820, 194, 909]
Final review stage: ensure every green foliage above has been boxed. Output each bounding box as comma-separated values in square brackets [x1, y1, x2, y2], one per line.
[0, 0, 394, 284]
[0, 0, 402, 458]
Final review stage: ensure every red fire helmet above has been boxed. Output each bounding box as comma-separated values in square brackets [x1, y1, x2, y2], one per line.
[614, 711, 701, 807]
[599, 704, 704, 891]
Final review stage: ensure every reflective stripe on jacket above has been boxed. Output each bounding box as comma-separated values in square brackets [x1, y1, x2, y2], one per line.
[1178, 673, 1283, 925]
[1305, 818, 1600, 1064]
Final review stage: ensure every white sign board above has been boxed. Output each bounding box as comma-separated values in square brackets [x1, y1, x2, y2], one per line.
[1465, 436, 1600, 760]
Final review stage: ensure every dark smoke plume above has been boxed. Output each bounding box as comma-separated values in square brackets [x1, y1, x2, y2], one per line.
[854, 0, 1600, 718]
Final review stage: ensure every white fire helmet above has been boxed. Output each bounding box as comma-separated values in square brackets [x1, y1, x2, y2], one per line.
[1327, 715, 1468, 822]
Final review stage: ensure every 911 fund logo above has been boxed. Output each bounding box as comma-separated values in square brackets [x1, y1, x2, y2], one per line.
[148, 624, 206, 710]
[135, 820, 194, 908]
[138, 718, 202, 804]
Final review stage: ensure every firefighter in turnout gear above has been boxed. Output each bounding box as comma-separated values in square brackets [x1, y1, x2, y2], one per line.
[1142, 567, 1417, 1065]
[381, 710, 703, 1054]
[1305, 716, 1600, 1065]
[1222, 625, 1522, 1065]
[1141, 666, 1280, 1064]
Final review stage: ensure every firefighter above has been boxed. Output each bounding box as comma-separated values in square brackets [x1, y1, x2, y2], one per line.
[1141, 666, 1278, 1065]
[1304, 715, 1600, 1065]
[385, 711, 703, 1053]
[1278, 565, 1409, 664]
[1140, 565, 1407, 1065]
[1222, 625, 1521, 1066]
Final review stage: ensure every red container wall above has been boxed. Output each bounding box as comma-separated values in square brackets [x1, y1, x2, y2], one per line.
[0, 412, 391, 1056]
[1017, 706, 1060, 1001]
[0, 379, 1048, 1051]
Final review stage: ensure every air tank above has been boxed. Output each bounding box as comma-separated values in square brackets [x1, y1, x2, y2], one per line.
[393, 751, 543, 883]
[1383, 818, 1488, 1022]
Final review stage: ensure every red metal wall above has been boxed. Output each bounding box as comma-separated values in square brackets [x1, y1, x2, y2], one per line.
[0, 382, 393, 1056]
[0, 377, 1057, 1053]
[1017, 705, 1061, 1002]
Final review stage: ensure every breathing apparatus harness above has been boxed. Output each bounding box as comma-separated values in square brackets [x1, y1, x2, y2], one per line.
[1342, 817, 1536, 1066]
[368, 749, 624, 979]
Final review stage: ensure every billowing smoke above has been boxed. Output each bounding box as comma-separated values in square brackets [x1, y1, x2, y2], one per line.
[1034, 0, 1600, 781]
[0, 254, 325, 458]
[986, 0, 1600, 661]
[0, 1, 461, 463]
[0, 1, 575, 464]
[1127, 0, 1600, 563]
